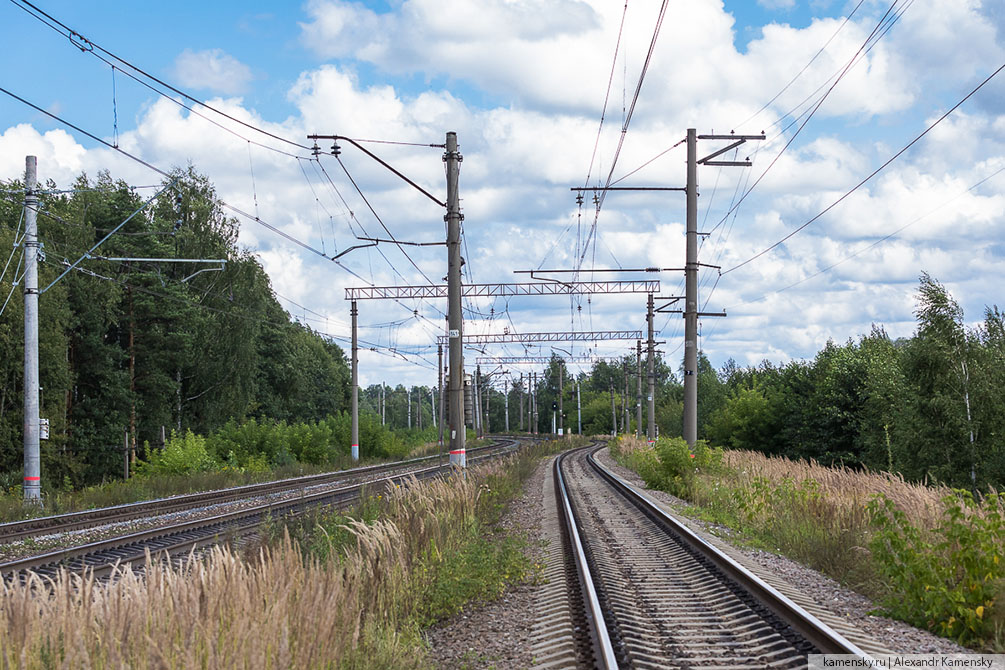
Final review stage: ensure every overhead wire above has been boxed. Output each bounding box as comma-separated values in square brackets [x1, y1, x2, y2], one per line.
[9, 0, 313, 156]
[723, 160, 1005, 311]
[708, 0, 908, 235]
[723, 59, 1005, 276]
[577, 0, 671, 274]
[0, 86, 449, 371]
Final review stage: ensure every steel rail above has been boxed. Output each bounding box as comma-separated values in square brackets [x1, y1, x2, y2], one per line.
[584, 446, 874, 659]
[1, 440, 522, 579]
[554, 448, 618, 669]
[0, 439, 517, 544]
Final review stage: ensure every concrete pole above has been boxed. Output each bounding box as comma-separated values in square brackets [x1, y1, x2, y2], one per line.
[445, 132, 465, 467]
[504, 383, 509, 431]
[647, 293, 656, 444]
[437, 344, 444, 463]
[610, 385, 617, 437]
[519, 373, 524, 432]
[623, 360, 629, 434]
[636, 340, 643, 439]
[577, 380, 582, 435]
[473, 366, 480, 438]
[381, 383, 385, 425]
[532, 372, 538, 435]
[558, 365, 564, 436]
[23, 156, 41, 504]
[684, 128, 698, 447]
[485, 380, 490, 434]
[407, 387, 411, 429]
[350, 300, 359, 460]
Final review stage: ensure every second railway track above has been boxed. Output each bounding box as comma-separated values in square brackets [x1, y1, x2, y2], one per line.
[0, 436, 525, 580]
[533, 443, 875, 669]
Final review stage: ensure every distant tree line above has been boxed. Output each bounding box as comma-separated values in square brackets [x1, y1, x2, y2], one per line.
[455, 274, 1003, 490]
[0, 167, 349, 488]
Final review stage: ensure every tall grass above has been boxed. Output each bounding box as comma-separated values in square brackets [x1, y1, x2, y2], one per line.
[0, 437, 576, 667]
[610, 436, 1005, 650]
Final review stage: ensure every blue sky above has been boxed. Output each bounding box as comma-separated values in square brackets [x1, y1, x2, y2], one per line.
[2, 0, 1004, 389]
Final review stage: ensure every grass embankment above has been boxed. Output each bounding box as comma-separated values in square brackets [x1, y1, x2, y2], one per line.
[611, 436, 1005, 650]
[0, 437, 579, 668]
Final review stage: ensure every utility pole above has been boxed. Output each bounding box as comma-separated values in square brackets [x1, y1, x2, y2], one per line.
[407, 386, 412, 429]
[623, 359, 629, 434]
[438, 345, 444, 462]
[610, 384, 617, 437]
[504, 381, 510, 431]
[558, 365, 564, 436]
[636, 340, 643, 439]
[518, 372, 524, 432]
[23, 156, 40, 504]
[484, 376, 491, 434]
[473, 365, 481, 438]
[577, 380, 582, 435]
[381, 383, 385, 426]
[647, 293, 656, 444]
[684, 128, 699, 447]
[351, 300, 359, 460]
[532, 371, 538, 435]
[445, 131, 465, 467]
[682, 129, 763, 445]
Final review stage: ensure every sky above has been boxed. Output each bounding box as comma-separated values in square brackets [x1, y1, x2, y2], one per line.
[1, 0, 1004, 390]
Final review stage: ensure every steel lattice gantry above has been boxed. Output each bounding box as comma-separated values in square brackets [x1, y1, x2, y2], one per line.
[437, 330, 642, 345]
[345, 280, 659, 300]
[475, 356, 620, 365]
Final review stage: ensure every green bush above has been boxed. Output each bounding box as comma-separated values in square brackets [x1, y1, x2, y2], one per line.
[652, 436, 722, 497]
[868, 491, 1004, 646]
[135, 430, 219, 476]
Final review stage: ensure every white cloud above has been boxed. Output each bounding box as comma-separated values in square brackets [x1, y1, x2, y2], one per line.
[3, 0, 1005, 387]
[172, 48, 254, 95]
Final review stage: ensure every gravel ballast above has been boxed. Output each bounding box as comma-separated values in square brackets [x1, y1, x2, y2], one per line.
[423, 456, 550, 669]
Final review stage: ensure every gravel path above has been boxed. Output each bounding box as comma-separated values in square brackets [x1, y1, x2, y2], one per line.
[423, 457, 549, 669]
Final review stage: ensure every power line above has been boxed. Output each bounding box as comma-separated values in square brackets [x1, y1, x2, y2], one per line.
[724, 59, 1005, 275]
[581, 0, 630, 191]
[575, 0, 670, 275]
[735, 0, 868, 131]
[725, 160, 1005, 310]
[10, 0, 312, 155]
[709, 0, 908, 233]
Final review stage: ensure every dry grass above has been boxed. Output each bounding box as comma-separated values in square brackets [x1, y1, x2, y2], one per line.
[616, 436, 951, 529]
[0, 469, 488, 669]
[720, 449, 951, 531]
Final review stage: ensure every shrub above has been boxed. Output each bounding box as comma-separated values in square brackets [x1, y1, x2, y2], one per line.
[868, 491, 1005, 647]
[652, 436, 722, 497]
[135, 430, 219, 476]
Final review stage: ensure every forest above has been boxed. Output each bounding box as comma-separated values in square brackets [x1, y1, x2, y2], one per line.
[0, 168, 349, 488]
[2, 168, 1001, 494]
[416, 273, 1004, 491]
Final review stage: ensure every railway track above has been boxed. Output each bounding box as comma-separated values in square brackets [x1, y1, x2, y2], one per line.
[0, 436, 524, 580]
[532, 443, 875, 669]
